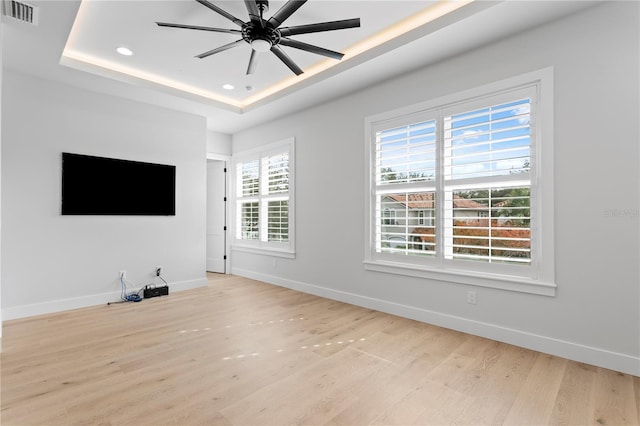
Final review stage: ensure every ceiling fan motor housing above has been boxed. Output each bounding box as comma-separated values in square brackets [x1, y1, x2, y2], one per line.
[242, 22, 280, 50]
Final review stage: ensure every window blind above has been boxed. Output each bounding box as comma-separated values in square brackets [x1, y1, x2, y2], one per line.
[377, 120, 437, 185]
[236, 147, 291, 245]
[373, 97, 533, 265]
[264, 153, 289, 195]
[240, 160, 259, 196]
[375, 119, 437, 257]
[443, 98, 532, 264]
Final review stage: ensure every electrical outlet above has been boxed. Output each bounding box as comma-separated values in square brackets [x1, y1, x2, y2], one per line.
[467, 290, 477, 305]
[155, 266, 162, 277]
[120, 270, 126, 279]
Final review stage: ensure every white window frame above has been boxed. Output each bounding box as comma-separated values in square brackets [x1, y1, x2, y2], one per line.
[232, 138, 295, 258]
[364, 69, 555, 296]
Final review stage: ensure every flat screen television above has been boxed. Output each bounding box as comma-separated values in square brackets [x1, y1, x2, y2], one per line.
[61, 152, 176, 216]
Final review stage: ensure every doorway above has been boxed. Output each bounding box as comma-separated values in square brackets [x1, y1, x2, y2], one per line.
[206, 159, 227, 273]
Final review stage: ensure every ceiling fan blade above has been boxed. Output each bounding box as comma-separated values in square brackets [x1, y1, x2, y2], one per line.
[267, 0, 307, 28]
[244, 0, 265, 28]
[195, 0, 245, 27]
[279, 18, 360, 36]
[279, 38, 344, 60]
[246, 49, 259, 74]
[270, 45, 303, 75]
[196, 39, 245, 59]
[156, 22, 241, 34]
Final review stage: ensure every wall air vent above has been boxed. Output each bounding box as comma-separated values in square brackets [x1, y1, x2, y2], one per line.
[2, 0, 38, 25]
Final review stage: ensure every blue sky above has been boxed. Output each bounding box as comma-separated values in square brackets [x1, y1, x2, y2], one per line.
[377, 98, 531, 181]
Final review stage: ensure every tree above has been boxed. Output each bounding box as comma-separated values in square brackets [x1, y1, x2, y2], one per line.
[379, 167, 433, 183]
[380, 167, 397, 182]
[493, 187, 530, 226]
[453, 219, 530, 260]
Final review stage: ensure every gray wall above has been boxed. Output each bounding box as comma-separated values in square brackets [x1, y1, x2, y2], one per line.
[1, 71, 208, 318]
[230, 2, 640, 374]
[0, 23, 4, 338]
[207, 130, 232, 157]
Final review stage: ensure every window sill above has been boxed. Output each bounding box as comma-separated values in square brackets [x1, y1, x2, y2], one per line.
[231, 245, 296, 259]
[363, 260, 556, 296]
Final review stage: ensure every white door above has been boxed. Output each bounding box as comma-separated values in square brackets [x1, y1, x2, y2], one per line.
[206, 160, 227, 273]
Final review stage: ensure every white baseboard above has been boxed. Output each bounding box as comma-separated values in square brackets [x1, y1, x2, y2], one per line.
[233, 268, 640, 377]
[2, 277, 208, 321]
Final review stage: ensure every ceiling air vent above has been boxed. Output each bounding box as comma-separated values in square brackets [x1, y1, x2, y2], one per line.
[2, 0, 38, 25]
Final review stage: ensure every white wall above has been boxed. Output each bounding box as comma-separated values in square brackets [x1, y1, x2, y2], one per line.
[1, 71, 208, 319]
[207, 130, 231, 157]
[231, 2, 640, 375]
[0, 23, 4, 339]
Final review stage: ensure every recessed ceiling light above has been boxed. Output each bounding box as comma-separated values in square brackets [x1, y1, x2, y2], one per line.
[116, 46, 133, 56]
[222, 84, 235, 90]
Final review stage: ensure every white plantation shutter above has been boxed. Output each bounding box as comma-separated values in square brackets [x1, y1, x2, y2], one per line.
[443, 93, 533, 264]
[237, 160, 260, 240]
[261, 152, 290, 243]
[444, 99, 531, 180]
[366, 70, 555, 294]
[240, 160, 260, 196]
[264, 153, 289, 194]
[377, 192, 437, 256]
[377, 120, 437, 185]
[240, 201, 259, 240]
[234, 139, 294, 252]
[374, 118, 437, 257]
[371, 85, 537, 269]
[445, 188, 531, 263]
[266, 199, 289, 242]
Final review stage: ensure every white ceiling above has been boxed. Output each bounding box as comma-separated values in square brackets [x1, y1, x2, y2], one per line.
[2, 0, 598, 134]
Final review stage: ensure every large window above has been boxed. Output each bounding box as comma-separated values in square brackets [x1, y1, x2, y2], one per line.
[365, 70, 555, 295]
[233, 138, 295, 256]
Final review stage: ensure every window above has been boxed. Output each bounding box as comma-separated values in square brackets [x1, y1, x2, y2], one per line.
[233, 138, 295, 256]
[443, 98, 532, 264]
[382, 208, 396, 225]
[418, 210, 433, 226]
[365, 70, 555, 296]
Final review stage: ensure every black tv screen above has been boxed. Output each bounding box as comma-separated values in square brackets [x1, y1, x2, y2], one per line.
[61, 152, 176, 216]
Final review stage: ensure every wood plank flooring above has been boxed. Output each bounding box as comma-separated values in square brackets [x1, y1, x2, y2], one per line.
[1, 274, 639, 425]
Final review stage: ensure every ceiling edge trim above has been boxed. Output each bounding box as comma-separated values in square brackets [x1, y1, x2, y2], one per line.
[59, 52, 244, 113]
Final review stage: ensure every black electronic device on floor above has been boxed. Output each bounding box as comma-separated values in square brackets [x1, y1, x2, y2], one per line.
[144, 285, 169, 299]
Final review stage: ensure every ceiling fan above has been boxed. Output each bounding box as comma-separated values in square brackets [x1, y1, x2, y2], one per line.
[156, 0, 361, 76]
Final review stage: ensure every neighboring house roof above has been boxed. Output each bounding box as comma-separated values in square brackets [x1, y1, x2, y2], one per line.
[383, 194, 486, 210]
[453, 197, 486, 209]
[384, 193, 434, 209]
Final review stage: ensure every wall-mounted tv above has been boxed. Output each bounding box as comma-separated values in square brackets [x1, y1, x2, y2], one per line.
[61, 152, 176, 216]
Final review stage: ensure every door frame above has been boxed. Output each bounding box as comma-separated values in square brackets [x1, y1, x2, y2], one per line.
[207, 153, 231, 274]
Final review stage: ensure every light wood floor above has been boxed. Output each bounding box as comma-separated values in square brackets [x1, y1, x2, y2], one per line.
[1, 274, 639, 426]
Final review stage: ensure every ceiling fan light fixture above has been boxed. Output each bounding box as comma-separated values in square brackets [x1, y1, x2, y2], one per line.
[250, 38, 271, 53]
